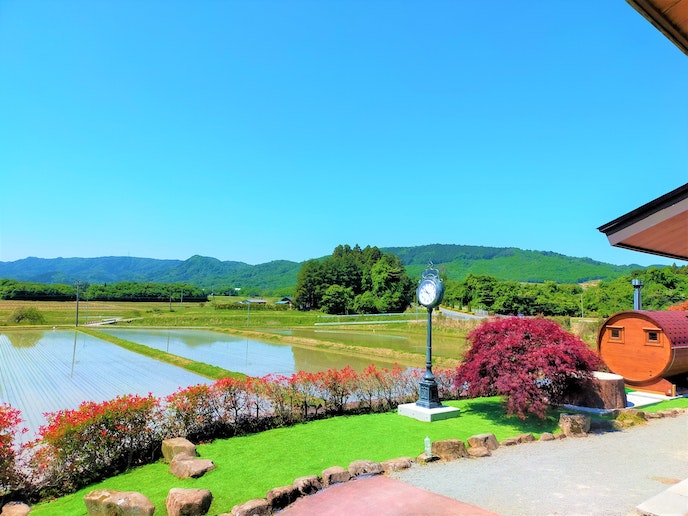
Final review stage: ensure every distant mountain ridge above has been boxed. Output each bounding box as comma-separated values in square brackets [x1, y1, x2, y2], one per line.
[0, 244, 648, 294]
[384, 244, 644, 284]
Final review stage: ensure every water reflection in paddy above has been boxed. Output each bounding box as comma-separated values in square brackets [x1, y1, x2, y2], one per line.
[100, 328, 400, 376]
[0, 330, 210, 437]
[280, 328, 466, 359]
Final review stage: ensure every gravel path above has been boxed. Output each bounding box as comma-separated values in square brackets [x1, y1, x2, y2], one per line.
[390, 413, 688, 516]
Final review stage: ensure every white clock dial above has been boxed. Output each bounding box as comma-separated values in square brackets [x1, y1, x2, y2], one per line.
[418, 280, 437, 306]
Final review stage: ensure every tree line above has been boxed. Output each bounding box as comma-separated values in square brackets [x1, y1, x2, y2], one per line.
[1, 255, 686, 318]
[0, 279, 208, 302]
[445, 264, 688, 317]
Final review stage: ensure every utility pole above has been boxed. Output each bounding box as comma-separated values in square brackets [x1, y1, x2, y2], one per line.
[75, 281, 81, 327]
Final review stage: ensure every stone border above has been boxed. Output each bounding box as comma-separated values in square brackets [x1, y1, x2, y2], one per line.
[224, 407, 688, 516]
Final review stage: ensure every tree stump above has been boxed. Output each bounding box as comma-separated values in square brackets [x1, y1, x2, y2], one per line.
[562, 371, 627, 409]
[587, 372, 627, 409]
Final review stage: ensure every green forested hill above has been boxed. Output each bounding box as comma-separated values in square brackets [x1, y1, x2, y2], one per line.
[0, 245, 653, 295]
[385, 244, 644, 284]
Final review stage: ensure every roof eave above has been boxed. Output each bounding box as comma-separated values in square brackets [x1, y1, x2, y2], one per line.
[626, 0, 688, 56]
[597, 182, 688, 234]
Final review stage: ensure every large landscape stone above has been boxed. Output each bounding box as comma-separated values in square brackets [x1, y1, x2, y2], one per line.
[169, 454, 216, 479]
[230, 498, 271, 516]
[416, 452, 439, 464]
[467, 446, 491, 458]
[321, 466, 351, 486]
[516, 433, 536, 443]
[381, 457, 413, 472]
[84, 489, 155, 516]
[293, 475, 322, 496]
[467, 433, 499, 451]
[1, 502, 31, 516]
[266, 484, 300, 511]
[431, 439, 468, 461]
[162, 437, 197, 463]
[348, 459, 383, 477]
[165, 488, 212, 516]
[559, 414, 591, 437]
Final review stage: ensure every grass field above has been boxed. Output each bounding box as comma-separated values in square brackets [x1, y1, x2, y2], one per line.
[28, 396, 564, 515]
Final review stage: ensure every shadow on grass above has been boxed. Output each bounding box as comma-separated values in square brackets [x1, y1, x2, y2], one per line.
[449, 398, 562, 436]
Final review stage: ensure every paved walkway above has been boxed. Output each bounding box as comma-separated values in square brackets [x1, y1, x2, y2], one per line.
[280, 475, 498, 515]
[282, 412, 687, 515]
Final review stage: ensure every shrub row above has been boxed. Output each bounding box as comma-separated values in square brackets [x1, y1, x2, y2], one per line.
[0, 364, 456, 504]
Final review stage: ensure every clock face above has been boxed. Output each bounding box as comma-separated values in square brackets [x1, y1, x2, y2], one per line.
[417, 279, 438, 307]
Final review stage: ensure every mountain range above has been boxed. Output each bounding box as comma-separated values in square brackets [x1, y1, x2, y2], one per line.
[0, 244, 647, 295]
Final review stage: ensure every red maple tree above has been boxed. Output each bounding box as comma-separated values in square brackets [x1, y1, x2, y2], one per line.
[454, 317, 601, 419]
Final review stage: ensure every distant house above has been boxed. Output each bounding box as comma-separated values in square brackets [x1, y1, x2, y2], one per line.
[276, 297, 294, 308]
[245, 298, 267, 305]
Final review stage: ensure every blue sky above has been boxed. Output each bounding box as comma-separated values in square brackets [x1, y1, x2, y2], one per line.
[1, 1, 686, 267]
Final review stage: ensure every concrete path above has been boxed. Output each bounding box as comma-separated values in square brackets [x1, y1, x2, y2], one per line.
[281, 412, 687, 515]
[391, 412, 688, 515]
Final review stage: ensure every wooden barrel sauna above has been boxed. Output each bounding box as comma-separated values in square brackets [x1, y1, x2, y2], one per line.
[597, 310, 688, 396]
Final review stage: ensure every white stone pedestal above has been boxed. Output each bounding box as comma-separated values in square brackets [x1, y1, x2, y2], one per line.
[397, 403, 460, 422]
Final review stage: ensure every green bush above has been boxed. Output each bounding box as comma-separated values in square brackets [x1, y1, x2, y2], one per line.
[8, 307, 45, 324]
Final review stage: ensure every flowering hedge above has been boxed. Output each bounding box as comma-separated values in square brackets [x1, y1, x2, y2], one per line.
[27, 394, 161, 497]
[0, 403, 26, 505]
[2, 364, 456, 502]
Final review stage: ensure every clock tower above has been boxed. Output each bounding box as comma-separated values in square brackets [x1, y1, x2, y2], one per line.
[398, 263, 461, 422]
[416, 265, 444, 409]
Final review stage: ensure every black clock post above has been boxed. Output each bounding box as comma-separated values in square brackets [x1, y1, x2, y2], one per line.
[416, 266, 444, 409]
[398, 263, 460, 422]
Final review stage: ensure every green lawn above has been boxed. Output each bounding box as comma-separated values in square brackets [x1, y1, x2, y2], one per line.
[31, 397, 561, 515]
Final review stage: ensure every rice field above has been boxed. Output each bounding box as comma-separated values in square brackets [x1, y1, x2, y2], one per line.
[0, 329, 210, 438]
[99, 328, 399, 376]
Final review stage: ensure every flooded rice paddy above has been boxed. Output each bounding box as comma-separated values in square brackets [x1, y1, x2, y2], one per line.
[283, 328, 466, 359]
[0, 328, 412, 437]
[0, 330, 210, 437]
[99, 328, 401, 376]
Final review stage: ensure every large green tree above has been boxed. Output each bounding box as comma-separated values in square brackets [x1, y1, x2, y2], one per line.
[294, 245, 413, 314]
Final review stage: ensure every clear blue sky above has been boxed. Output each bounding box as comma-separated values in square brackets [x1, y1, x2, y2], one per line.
[1, 1, 686, 267]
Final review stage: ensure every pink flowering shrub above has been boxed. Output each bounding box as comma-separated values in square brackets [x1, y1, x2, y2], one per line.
[212, 376, 250, 429]
[316, 366, 358, 414]
[434, 368, 458, 399]
[454, 317, 601, 419]
[165, 383, 218, 439]
[0, 403, 26, 503]
[260, 374, 298, 424]
[288, 370, 323, 419]
[29, 394, 161, 496]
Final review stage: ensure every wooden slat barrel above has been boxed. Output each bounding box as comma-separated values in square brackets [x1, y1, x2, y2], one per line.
[597, 310, 688, 396]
